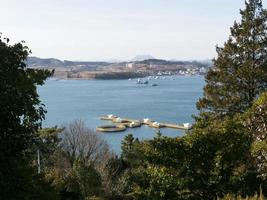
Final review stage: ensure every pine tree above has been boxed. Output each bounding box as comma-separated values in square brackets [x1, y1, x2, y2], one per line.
[197, 0, 267, 116]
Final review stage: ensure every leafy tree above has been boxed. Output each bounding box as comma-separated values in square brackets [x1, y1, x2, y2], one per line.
[197, 0, 267, 116]
[0, 34, 52, 199]
[245, 92, 267, 141]
[133, 166, 178, 200]
[244, 92, 267, 183]
[127, 117, 261, 199]
[143, 136, 188, 168]
[36, 127, 63, 171]
[183, 117, 256, 199]
[100, 134, 145, 198]
[103, 156, 128, 198]
[65, 160, 102, 199]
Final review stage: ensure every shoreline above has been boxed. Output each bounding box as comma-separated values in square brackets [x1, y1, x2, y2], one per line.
[50, 73, 203, 81]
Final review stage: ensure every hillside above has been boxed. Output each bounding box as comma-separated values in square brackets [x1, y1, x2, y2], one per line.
[26, 56, 211, 79]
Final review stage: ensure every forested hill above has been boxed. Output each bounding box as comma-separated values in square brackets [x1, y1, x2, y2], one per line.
[26, 56, 212, 69]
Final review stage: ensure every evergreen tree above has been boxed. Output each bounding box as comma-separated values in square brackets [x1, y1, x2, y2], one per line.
[197, 0, 267, 116]
[0, 35, 52, 199]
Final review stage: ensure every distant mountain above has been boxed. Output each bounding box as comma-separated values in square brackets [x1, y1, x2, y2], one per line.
[26, 56, 212, 71]
[27, 57, 64, 67]
[26, 57, 110, 68]
[104, 59, 122, 63]
[131, 55, 155, 62]
[25, 56, 211, 79]
[137, 58, 200, 66]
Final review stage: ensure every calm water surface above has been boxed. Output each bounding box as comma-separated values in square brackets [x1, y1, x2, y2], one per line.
[38, 76, 205, 153]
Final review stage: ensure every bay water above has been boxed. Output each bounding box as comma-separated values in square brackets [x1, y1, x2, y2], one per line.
[38, 76, 205, 154]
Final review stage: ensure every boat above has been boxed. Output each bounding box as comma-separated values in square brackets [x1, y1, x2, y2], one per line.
[100, 114, 117, 120]
[137, 79, 149, 84]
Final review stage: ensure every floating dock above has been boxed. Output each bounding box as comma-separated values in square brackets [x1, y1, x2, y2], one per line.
[97, 115, 191, 133]
[96, 124, 126, 132]
[161, 123, 189, 130]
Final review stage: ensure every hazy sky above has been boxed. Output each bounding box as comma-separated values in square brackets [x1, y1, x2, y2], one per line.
[1, 0, 266, 61]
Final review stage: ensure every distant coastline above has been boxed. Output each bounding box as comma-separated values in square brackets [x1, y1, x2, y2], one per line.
[28, 56, 211, 80]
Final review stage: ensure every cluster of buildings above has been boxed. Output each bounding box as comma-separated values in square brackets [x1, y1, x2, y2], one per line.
[125, 62, 209, 76]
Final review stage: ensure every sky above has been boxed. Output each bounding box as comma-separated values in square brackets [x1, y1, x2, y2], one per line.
[0, 0, 266, 61]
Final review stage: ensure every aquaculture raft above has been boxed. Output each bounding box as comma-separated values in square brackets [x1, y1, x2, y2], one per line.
[96, 124, 126, 132]
[96, 115, 191, 133]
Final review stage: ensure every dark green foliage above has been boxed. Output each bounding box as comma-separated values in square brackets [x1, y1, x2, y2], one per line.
[36, 127, 63, 170]
[143, 136, 188, 168]
[0, 34, 53, 199]
[245, 92, 267, 141]
[197, 0, 267, 116]
[182, 117, 255, 199]
[129, 97, 267, 199]
[117, 116, 266, 199]
[64, 160, 102, 199]
[133, 166, 179, 200]
[121, 134, 144, 167]
[244, 92, 267, 182]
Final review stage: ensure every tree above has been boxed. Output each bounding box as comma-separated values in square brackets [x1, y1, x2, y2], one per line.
[245, 92, 267, 184]
[65, 160, 102, 199]
[60, 119, 110, 167]
[0, 34, 52, 199]
[121, 134, 143, 166]
[183, 117, 257, 199]
[197, 0, 267, 116]
[133, 166, 179, 200]
[36, 127, 63, 171]
[45, 120, 111, 199]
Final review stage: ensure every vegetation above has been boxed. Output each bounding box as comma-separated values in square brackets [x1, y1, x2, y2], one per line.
[0, 33, 54, 199]
[38, 120, 112, 199]
[100, 1, 267, 199]
[1, 0, 267, 199]
[197, 0, 267, 116]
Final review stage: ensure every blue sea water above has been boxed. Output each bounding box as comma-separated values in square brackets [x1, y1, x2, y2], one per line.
[38, 76, 205, 154]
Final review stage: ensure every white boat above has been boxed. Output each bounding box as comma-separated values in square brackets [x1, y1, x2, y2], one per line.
[137, 79, 149, 84]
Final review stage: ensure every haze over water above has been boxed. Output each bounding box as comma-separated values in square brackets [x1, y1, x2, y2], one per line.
[38, 76, 205, 153]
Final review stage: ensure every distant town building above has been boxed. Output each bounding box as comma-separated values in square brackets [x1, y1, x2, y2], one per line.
[200, 67, 207, 73]
[126, 63, 134, 68]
